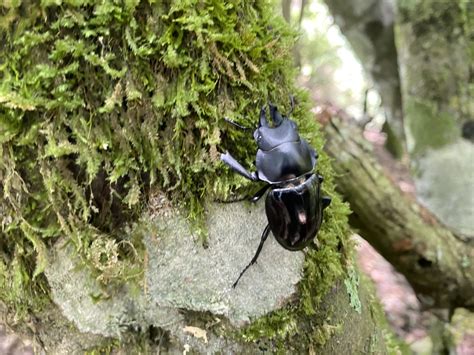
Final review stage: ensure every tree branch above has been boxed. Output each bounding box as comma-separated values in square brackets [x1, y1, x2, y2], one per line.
[320, 109, 474, 310]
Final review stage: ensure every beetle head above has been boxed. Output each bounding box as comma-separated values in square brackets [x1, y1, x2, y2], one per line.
[254, 104, 299, 151]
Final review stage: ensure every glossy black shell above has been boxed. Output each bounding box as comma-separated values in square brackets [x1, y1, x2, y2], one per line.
[253, 104, 317, 184]
[265, 173, 324, 251]
[255, 140, 316, 183]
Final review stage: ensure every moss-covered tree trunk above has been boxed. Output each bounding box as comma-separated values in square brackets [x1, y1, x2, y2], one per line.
[396, 0, 473, 236]
[0, 1, 397, 352]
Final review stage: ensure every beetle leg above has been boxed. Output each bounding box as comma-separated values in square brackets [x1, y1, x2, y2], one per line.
[322, 196, 331, 209]
[224, 117, 252, 130]
[250, 184, 270, 203]
[221, 152, 258, 181]
[232, 224, 271, 288]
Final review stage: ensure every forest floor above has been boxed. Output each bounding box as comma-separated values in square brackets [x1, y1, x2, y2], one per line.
[356, 235, 432, 350]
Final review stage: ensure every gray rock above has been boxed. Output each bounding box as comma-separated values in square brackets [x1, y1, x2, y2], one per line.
[46, 239, 174, 338]
[45, 199, 305, 350]
[145, 200, 304, 327]
[415, 140, 474, 237]
[0, 324, 34, 355]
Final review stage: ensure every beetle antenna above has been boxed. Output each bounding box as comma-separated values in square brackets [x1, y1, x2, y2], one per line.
[233, 224, 271, 288]
[224, 117, 251, 130]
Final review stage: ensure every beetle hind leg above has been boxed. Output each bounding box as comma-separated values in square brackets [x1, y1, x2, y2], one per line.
[322, 196, 331, 209]
[232, 224, 271, 288]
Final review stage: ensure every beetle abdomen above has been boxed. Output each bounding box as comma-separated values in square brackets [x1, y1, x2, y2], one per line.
[256, 139, 316, 183]
[265, 174, 323, 250]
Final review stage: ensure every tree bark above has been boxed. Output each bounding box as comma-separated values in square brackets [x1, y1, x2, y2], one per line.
[395, 0, 474, 236]
[320, 109, 474, 310]
[323, 0, 405, 158]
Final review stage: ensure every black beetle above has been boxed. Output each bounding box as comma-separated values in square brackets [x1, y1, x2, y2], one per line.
[221, 100, 331, 287]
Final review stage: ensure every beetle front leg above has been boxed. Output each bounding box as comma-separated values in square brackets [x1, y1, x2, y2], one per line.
[250, 184, 270, 203]
[221, 152, 258, 182]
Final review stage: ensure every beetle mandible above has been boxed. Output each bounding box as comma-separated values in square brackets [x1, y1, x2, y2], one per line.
[221, 99, 331, 287]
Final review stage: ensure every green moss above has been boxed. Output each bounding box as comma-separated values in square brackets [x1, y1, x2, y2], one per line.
[382, 121, 404, 159]
[362, 274, 409, 355]
[447, 308, 474, 350]
[344, 266, 362, 314]
[0, 0, 304, 314]
[405, 99, 460, 155]
[84, 339, 121, 355]
[1, 5, 354, 351]
[312, 322, 342, 347]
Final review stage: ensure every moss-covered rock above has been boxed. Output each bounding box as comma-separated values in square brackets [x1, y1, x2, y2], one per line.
[0, 0, 397, 352]
[0, 0, 305, 314]
[43, 200, 395, 353]
[446, 308, 474, 354]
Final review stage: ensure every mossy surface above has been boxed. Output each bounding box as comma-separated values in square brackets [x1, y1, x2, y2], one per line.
[0, 2, 354, 351]
[0, 0, 298, 314]
[404, 98, 460, 156]
[447, 308, 474, 351]
[396, 0, 471, 156]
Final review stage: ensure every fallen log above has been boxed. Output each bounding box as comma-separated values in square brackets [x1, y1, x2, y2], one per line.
[319, 109, 474, 310]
